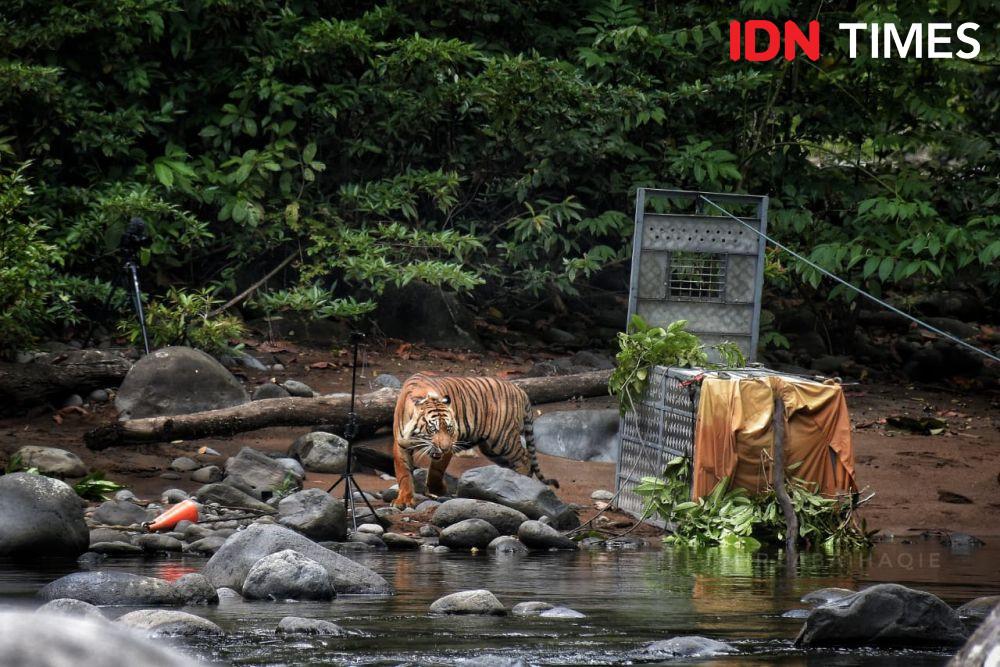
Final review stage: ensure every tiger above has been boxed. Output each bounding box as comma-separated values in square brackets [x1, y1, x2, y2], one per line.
[391, 373, 558, 508]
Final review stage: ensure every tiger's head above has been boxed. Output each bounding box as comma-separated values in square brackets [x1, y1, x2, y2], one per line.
[403, 391, 458, 460]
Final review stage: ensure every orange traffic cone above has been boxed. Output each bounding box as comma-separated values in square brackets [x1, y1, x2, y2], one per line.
[146, 499, 199, 532]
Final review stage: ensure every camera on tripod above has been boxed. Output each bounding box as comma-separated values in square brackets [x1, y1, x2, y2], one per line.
[121, 217, 150, 263]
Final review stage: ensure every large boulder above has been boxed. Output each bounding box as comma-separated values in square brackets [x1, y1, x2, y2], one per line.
[115, 346, 249, 419]
[14, 446, 87, 477]
[194, 482, 275, 514]
[439, 518, 499, 550]
[431, 498, 528, 535]
[532, 409, 619, 462]
[242, 549, 334, 601]
[0, 611, 200, 667]
[517, 520, 578, 551]
[289, 432, 348, 474]
[224, 447, 301, 499]
[950, 604, 1000, 666]
[429, 590, 506, 615]
[116, 609, 224, 637]
[38, 571, 183, 606]
[795, 584, 968, 647]
[0, 473, 89, 557]
[457, 465, 579, 530]
[202, 523, 392, 595]
[278, 488, 348, 541]
[374, 280, 482, 350]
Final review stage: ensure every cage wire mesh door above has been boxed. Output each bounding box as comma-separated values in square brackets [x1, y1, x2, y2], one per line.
[615, 188, 769, 523]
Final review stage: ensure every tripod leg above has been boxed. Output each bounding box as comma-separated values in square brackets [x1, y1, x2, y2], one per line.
[127, 262, 150, 354]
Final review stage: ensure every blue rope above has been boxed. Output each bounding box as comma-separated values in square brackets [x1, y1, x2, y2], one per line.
[699, 195, 1000, 364]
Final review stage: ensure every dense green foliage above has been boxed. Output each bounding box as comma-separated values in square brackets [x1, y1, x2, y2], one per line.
[1, 0, 997, 353]
[635, 456, 870, 550]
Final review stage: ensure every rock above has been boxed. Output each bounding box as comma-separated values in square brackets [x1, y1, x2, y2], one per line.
[160, 472, 182, 480]
[782, 609, 812, 619]
[950, 604, 1000, 666]
[90, 541, 143, 555]
[191, 465, 222, 484]
[512, 601, 554, 616]
[540, 606, 585, 619]
[195, 482, 276, 514]
[115, 346, 249, 419]
[375, 280, 482, 350]
[14, 446, 87, 477]
[202, 523, 392, 594]
[634, 636, 736, 659]
[0, 473, 89, 556]
[957, 596, 1000, 624]
[517, 521, 577, 550]
[382, 533, 420, 550]
[429, 589, 505, 615]
[63, 394, 84, 408]
[36, 598, 107, 623]
[431, 498, 529, 536]
[38, 571, 183, 606]
[289, 432, 348, 474]
[224, 447, 301, 499]
[117, 609, 223, 637]
[161, 488, 188, 504]
[590, 489, 614, 501]
[242, 549, 334, 601]
[89, 528, 132, 545]
[419, 524, 440, 538]
[184, 535, 228, 555]
[88, 389, 110, 403]
[802, 587, 855, 606]
[77, 551, 105, 569]
[114, 489, 137, 502]
[91, 500, 153, 527]
[356, 523, 384, 536]
[276, 616, 349, 636]
[487, 536, 529, 554]
[135, 534, 183, 553]
[532, 409, 619, 463]
[1, 611, 200, 667]
[172, 573, 218, 605]
[795, 583, 968, 647]
[439, 518, 500, 550]
[349, 532, 386, 549]
[433, 545, 450, 554]
[253, 382, 290, 400]
[216, 587, 240, 601]
[277, 488, 347, 541]
[374, 373, 402, 389]
[281, 380, 315, 397]
[170, 457, 199, 472]
[275, 457, 305, 479]
[415, 499, 441, 512]
[543, 327, 577, 345]
[457, 465, 579, 530]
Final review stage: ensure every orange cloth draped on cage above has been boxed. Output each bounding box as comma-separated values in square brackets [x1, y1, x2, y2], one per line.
[691, 375, 856, 499]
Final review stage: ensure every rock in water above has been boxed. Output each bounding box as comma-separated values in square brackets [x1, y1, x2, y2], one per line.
[202, 523, 392, 595]
[191, 465, 222, 484]
[517, 520, 578, 551]
[532, 409, 620, 462]
[194, 483, 275, 514]
[633, 636, 735, 659]
[957, 596, 1000, 624]
[795, 583, 968, 647]
[91, 499, 154, 527]
[35, 598, 107, 623]
[289, 432, 348, 474]
[801, 587, 855, 606]
[950, 604, 1000, 666]
[38, 571, 183, 606]
[0, 473, 89, 556]
[512, 601, 554, 616]
[1, 611, 200, 667]
[429, 590, 506, 615]
[540, 606, 586, 618]
[488, 536, 529, 554]
[242, 549, 334, 601]
[431, 498, 528, 535]
[381, 533, 419, 550]
[276, 617, 349, 636]
[456, 465, 579, 530]
[114, 346, 249, 419]
[439, 518, 499, 549]
[224, 447, 301, 499]
[277, 488, 347, 541]
[171, 574, 219, 605]
[14, 446, 87, 477]
[117, 609, 223, 637]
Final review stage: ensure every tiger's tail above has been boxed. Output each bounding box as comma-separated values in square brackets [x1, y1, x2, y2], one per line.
[524, 408, 559, 489]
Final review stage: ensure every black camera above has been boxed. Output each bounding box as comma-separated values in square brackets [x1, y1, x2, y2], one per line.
[121, 217, 149, 261]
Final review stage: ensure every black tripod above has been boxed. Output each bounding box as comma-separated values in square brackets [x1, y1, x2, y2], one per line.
[327, 331, 379, 529]
[84, 217, 151, 354]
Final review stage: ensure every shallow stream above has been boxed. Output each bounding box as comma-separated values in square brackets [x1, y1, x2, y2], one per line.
[2, 539, 997, 666]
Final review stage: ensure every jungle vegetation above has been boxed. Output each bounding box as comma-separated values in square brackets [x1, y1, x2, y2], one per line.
[1, 0, 997, 354]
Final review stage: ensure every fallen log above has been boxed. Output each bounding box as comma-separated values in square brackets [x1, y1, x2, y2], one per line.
[0, 350, 133, 417]
[85, 369, 612, 450]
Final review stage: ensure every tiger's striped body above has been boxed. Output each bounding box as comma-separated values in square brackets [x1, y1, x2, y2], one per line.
[391, 373, 557, 507]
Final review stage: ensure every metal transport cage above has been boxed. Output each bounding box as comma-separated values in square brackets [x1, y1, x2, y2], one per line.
[626, 188, 768, 363]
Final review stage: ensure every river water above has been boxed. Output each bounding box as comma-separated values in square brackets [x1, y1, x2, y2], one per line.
[1, 539, 996, 666]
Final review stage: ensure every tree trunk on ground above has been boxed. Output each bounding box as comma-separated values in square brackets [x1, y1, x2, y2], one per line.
[0, 351, 133, 417]
[85, 369, 612, 450]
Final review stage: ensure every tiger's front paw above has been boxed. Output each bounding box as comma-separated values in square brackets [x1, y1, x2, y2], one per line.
[391, 494, 414, 509]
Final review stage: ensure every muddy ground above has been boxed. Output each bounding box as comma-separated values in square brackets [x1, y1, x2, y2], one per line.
[1, 340, 998, 541]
